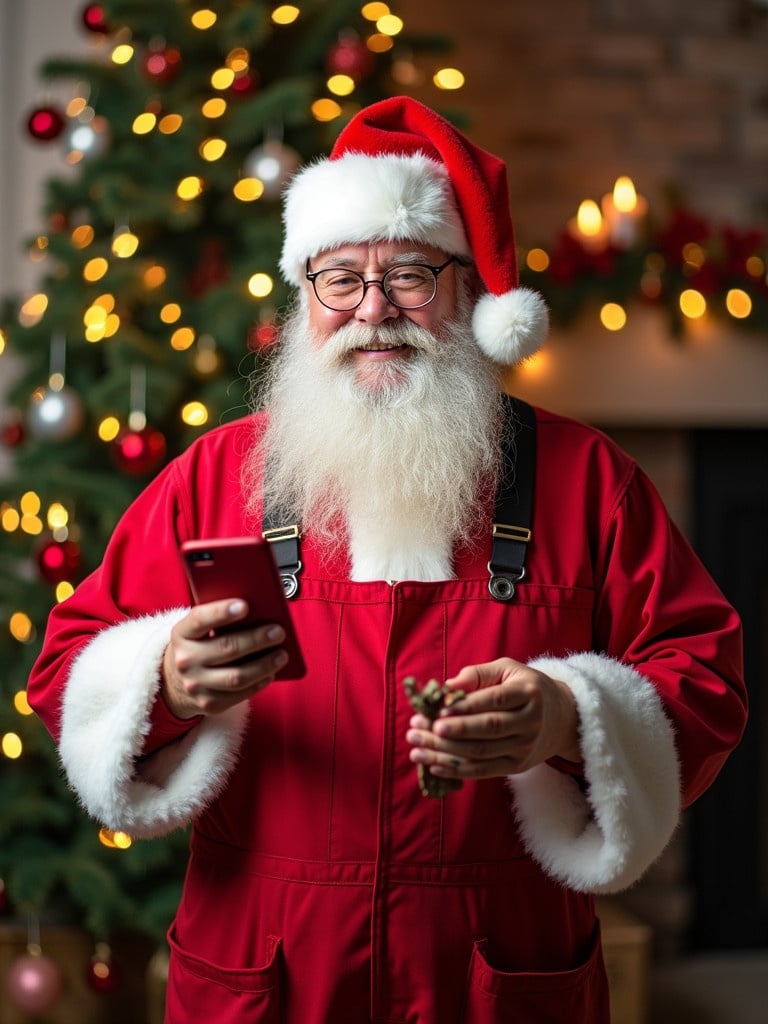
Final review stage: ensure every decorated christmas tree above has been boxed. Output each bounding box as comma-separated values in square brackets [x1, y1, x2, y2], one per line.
[0, 0, 457, 1013]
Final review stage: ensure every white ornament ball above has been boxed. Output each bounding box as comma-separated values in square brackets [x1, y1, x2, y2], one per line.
[242, 141, 301, 200]
[27, 385, 85, 441]
[61, 114, 111, 163]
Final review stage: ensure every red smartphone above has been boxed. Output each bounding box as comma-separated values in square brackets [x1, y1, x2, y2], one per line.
[180, 537, 306, 680]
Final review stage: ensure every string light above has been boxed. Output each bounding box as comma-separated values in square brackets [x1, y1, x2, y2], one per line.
[71, 225, 95, 248]
[56, 581, 75, 602]
[111, 43, 134, 65]
[84, 257, 109, 282]
[311, 98, 342, 122]
[248, 272, 273, 298]
[47, 503, 69, 530]
[112, 226, 139, 258]
[98, 828, 132, 849]
[726, 288, 752, 319]
[433, 67, 465, 90]
[181, 401, 208, 426]
[679, 289, 707, 319]
[366, 33, 393, 52]
[199, 137, 227, 161]
[177, 176, 204, 200]
[362, 2, 391, 19]
[170, 327, 196, 351]
[160, 303, 182, 324]
[376, 13, 403, 34]
[233, 178, 265, 202]
[202, 98, 227, 118]
[0, 328, 6, 355]
[272, 5, 300, 24]
[1, 505, 20, 531]
[191, 8, 217, 29]
[13, 691, 33, 716]
[225, 48, 249, 73]
[143, 264, 167, 289]
[9, 612, 34, 642]
[526, 248, 550, 273]
[210, 68, 235, 90]
[19, 293, 48, 327]
[158, 114, 183, 134]
[132, 111, 157, 134]
[98, 416, 121, 442]
[600, 302, 627, 331]
[2, 733, 23, 760]
[327, 74, 355, 96]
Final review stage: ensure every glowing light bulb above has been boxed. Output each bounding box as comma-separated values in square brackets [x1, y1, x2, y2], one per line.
[599, 303, 627, 331]
[248, 273, 274, 298]
[612, 176, 637, 213]
[679, 289, 706, 319]
[576, 200, 603, 237]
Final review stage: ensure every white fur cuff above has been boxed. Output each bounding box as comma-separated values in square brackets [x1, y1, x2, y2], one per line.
[509, 652, 681, 893]
[58, 610, 248, 838]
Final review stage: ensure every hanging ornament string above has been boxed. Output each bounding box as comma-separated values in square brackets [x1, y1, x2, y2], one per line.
[4, 916, 64, 1014]
[111, 365, 167, 475]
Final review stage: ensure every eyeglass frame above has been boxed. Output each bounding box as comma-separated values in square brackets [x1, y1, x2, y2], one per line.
[304, 255, 459, 312]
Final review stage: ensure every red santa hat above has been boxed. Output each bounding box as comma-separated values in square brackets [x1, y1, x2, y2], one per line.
[279, 95, 548, 365]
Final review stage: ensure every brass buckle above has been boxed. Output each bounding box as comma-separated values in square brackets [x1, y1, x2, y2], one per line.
[492, 523, 532, 543]
[262, 524, 300, 542]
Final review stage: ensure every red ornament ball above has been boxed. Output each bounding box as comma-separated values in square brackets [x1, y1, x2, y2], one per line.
[230, 71, 259, 97]
[4, 952, 63, 1014]
[1, 413, 25, 448]
[81, 3, 109, 33]
[141, 46, 183, 84]
[26, 105, 66, 142]
[248, 323, 280, 353]
[112, 426, 167, 475]
[325, 36, 375, 82]
[36, 536, 82, 585]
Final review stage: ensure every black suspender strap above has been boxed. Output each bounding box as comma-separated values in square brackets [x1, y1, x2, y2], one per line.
[487, 395, 537, 601]
[262, 393, 537, 602]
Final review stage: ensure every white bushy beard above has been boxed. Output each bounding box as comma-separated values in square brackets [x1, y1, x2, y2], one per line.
[245, 289, 503, 582]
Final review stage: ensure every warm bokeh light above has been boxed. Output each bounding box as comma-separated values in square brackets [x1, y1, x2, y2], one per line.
[202, 97, 227, 118]
[161, 303, 182, 324]
[170, 327, 196, 351]
[158, 114, 183, 134]
[71, 225, 95, 248]
[211, 67, 235, 90]
[133, 111, 157, 134]
[248, 273, 274, 298]
[56, 581, 75, 602]
[327, 74, 355, 96]
[726, 288, 752, 319]
[111, 43, 134, 65]
[234, 178, 265, 202]
[679, 288, 707, 319]
[19, 293, 49, 326]
[98, 416, 121, 442]
[1, 506, 20, 532]
[612, 176, 637, 213]
[99, 828, 133, 849]
[9, 612, 34, 643]
[47, 503, 69, 529]
[362, 2, 390, 18]
[366, 33, 393, 52]
[600, 302, 627, 331]
[181, 401, 209, 426]
[226, 48, 250, 73]
[112, 229, 139, 258]
[377, 14, 403, 34]
[2, 733, 23, 760]
[143, 264, 167, 288]
[526, 248, 550, 272]
[20, 492, 41, 515]
[177, 176, 204, 200]
[576, 199, 603, 237]
[311, 98, 342, 122]
[191, 8, 217, 29]
[84, 257, 109, 282]
[200, 137, 227, 161]
[433, 67, 465, 90]
[682, 242, 706, 269]
[745, 255, 765, 278]
[272, 5, 300, 24]
[14, 691, 33, 716]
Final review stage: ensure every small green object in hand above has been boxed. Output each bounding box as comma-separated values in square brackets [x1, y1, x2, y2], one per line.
[403, 676, 465, 799]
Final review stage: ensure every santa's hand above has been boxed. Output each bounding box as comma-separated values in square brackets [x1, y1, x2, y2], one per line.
[405, 658, 581, 781]
[161, 599, 288, 719]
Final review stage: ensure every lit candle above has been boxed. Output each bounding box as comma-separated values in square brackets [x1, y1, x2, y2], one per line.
[602, 176, 648, 248]
[568, 199, 608, 251]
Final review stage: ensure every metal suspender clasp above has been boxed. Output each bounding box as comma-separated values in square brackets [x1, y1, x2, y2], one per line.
[262, 525, 302, 599]
[487, 522, 531, 601]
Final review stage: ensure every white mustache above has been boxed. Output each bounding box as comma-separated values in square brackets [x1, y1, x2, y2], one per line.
[318, 320, 442, 365]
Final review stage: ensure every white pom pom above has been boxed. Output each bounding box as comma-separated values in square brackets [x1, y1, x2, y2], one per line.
[472, 288, 549, 365]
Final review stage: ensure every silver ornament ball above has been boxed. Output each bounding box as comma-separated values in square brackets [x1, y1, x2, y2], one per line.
[61, 114, 111, 163]
[242, 141, 301, 200]
[27, 385, 85, 441]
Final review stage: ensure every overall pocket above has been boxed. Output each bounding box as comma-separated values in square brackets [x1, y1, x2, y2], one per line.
[165, 923, 283, 1024]
[459, 926, 609, 1024]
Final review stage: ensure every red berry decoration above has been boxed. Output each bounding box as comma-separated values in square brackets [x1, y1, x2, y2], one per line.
[36, 535, 83, 585]
[81, 3, 109, 33]
[26, 105, 66, 142]
[112, 425, 167, 475]
[141, 45, 183, 84]
[325, 35, 375, 82]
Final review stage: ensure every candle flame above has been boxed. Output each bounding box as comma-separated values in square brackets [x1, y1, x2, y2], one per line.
[612, 176, 637, 213]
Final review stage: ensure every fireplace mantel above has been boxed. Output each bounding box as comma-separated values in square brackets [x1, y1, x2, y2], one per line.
[506, 305, 768, 428]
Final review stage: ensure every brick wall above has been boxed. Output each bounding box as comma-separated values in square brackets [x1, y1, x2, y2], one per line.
[401, 0, 768, 247]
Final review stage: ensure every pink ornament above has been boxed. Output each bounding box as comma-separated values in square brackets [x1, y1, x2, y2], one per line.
[4, 952, 63, 1014]
[325, 36, 375, 82]
[142, 46, 182, 84]
[111, 425, 167, 475]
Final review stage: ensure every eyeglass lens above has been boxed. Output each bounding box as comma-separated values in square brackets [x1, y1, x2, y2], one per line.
[312, 265, 437, 311]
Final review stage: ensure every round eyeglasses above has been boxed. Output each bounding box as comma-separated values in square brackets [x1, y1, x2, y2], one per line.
[305, 256, 458, 312]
